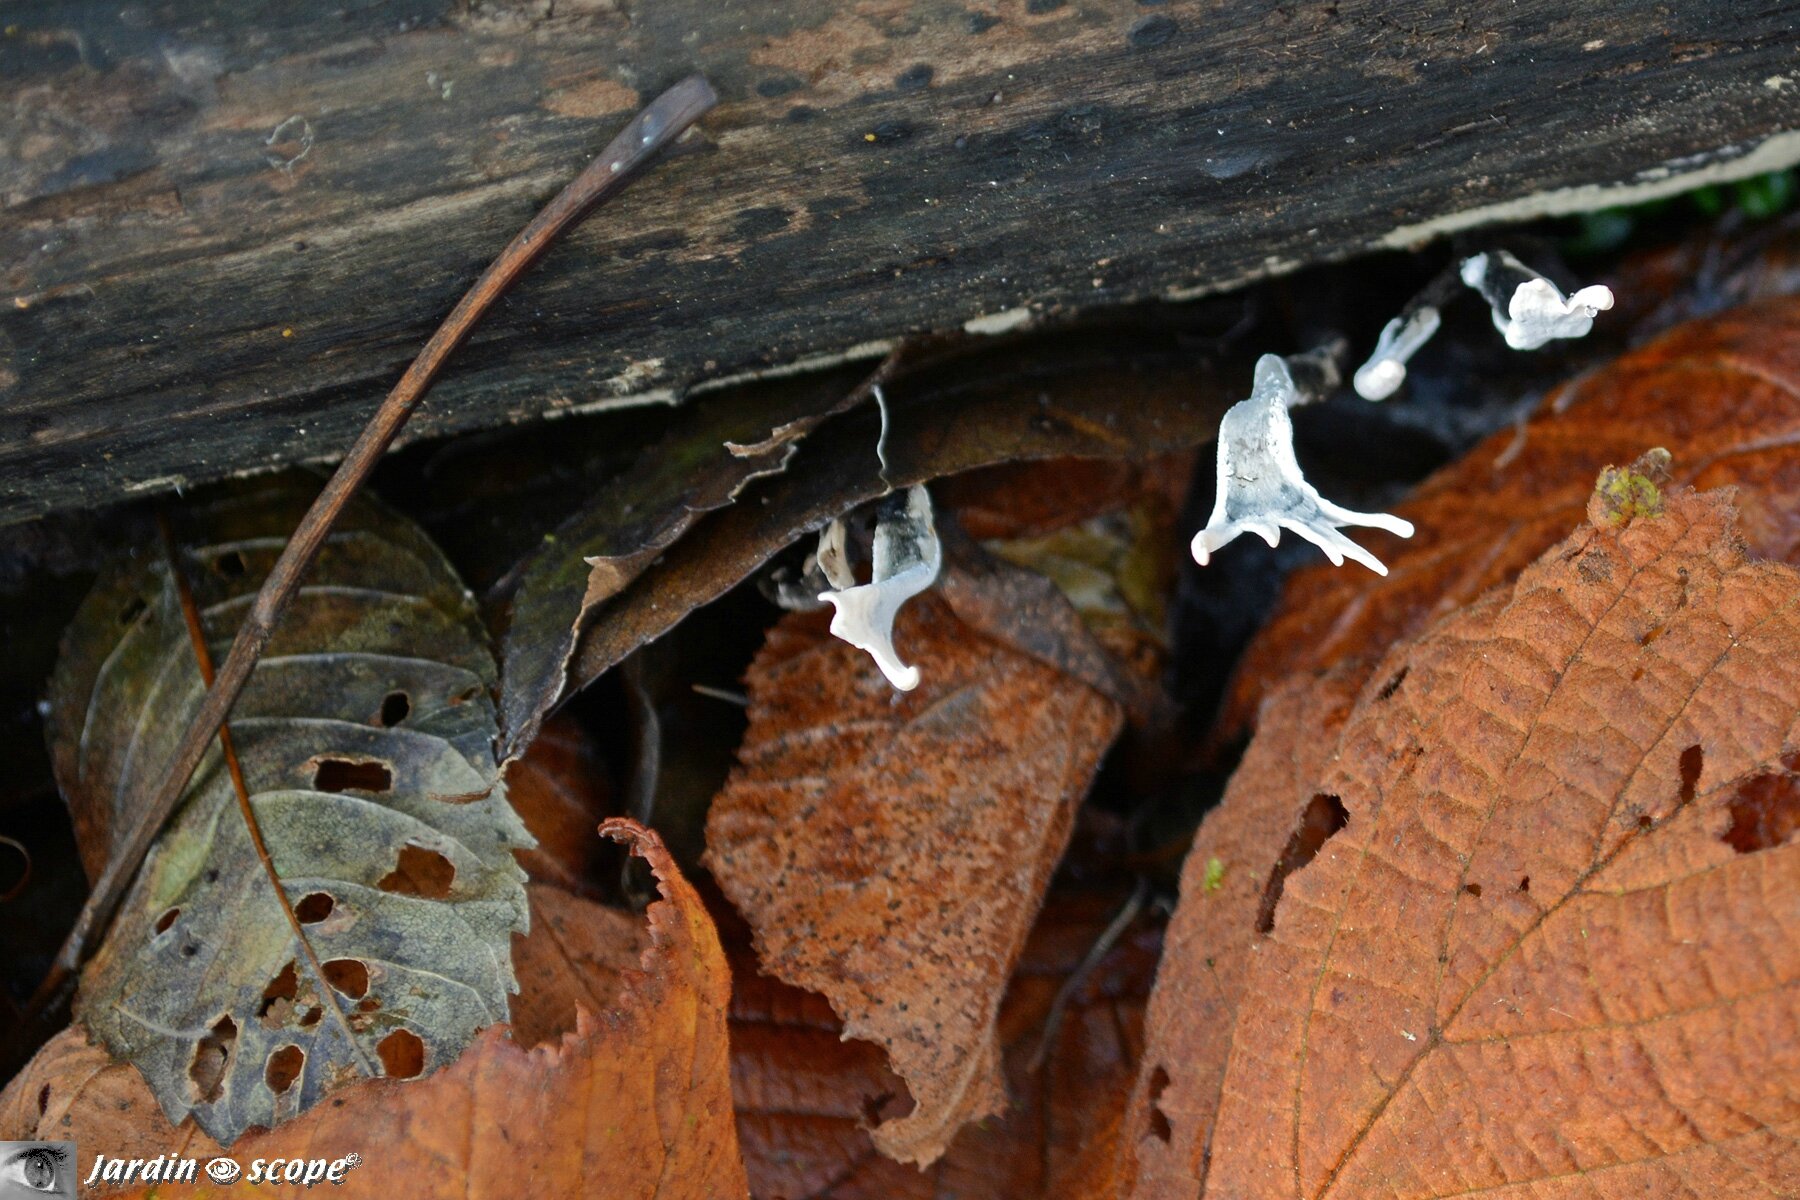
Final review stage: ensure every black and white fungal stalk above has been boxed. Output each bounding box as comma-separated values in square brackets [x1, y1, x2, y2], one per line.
[818, 484, 941, 690]
[1353, 305, 1443, 401]
[1461, 250, 1615, 350]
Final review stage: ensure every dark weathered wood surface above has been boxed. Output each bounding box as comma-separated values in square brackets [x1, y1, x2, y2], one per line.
[3, 1, 1797, 523]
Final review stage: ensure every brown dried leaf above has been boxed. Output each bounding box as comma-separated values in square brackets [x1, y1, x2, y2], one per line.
[1120, 487, 1800, 1198]
[1223, 298, 1800, 742]
[1114, 670, 1363, 1200]
[705, 598, 1125, 1165]
[730, 885, 1162, 1199]
[503, 713, 615, 898]
[0, 822, 749, 1199]
[495, 372, 864, 763]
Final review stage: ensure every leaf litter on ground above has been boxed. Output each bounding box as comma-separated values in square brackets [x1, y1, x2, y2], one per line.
[41, 477, 529, 1145]
[1103, 483, 1800, 1199]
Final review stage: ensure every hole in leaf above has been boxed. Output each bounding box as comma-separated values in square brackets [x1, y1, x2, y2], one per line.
[1517, 876, 1531, 893]
[356, 997, 382, 1013]
[265, 1045, 304, 1094]
[378, 844, 455, 899]
[1463, 883, 1482, 897]
[449, 684, 482, 706]
[321, 958, 369, 999]
[153, 907, 181, 935]
[312, 758, 393, 794]
[257, 961, 299, 1027]
[1722, 770, 1800, 854]
[118, 596, 147, 627]
[188, 1015, 237, 1104]
[213, 550, 247, 578]
[378, 691, 411, 727]
[294, 892, 335, 924]
[1637, 814, 1654, 830]
[1255, 794, 1349, 934]
[1146, 1065, 1172, 1142]
[36, 1084, 49, 1118]
[181, 942, 200, 957]
[1376, 667, 1408, 702]
[205, 868, 220, 883]
[1679, 744, 1704, 804]
[377, 1029, 425, 1079]
[299, 1006, 323, 1028]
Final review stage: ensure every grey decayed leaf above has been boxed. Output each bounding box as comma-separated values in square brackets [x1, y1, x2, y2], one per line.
[46, 477, 531, 1145]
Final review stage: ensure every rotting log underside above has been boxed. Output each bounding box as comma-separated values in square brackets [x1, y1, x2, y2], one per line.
[2, 0, 1797, 524]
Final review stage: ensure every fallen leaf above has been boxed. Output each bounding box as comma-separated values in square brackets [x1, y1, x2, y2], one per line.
[730, 884, 1162, 1199]
[705, 597, 1125, 1165]
[1112, 670, 1363, 1200]
[45, 479, 530, 1143]
[495, 369, 875, 763]
[0, 821, 750, 1200]
[1222, 298, 1800, 743]
[1120, 486, 1800, 1198]
[503, 713, 616, 898]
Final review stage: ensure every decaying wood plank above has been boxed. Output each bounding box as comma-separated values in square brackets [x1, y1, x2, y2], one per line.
[2, 0, 1797, 522]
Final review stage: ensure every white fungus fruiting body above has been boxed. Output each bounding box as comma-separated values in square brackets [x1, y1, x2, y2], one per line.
[1461, 252, 1615, 351]
[1353, 305, 1442, 401]
[1192, 354, 1415, 576]
[819, 484, 942, 690]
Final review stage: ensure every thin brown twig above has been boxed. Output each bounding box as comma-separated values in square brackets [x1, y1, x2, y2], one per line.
[26, 74, 718, 1022]
[1026, 876, 1151, 1074]
[156, 512, 371, 1072]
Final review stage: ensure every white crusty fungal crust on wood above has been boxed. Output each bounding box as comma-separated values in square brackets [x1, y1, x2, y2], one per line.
[1192, 354, 1415, 576]
[819, 485, 942, 691]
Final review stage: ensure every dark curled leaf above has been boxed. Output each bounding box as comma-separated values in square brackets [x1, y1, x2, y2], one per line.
[47, 475, 530, 1144]
[495, 364, 892, 763]
[563, 325, 1243, 704]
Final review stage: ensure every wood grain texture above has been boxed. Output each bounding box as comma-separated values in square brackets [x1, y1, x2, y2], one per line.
[4, 0, 1798, 522]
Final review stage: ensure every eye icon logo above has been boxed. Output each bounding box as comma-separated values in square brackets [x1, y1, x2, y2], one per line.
[204, 1156, 242, 1184]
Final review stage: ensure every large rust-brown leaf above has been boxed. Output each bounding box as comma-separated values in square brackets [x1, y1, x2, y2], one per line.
[1120, 487, 1800, 1199]
[1222, 297, 1800, 742]
[730, 884, 1161, 1199]
[0, 821, 748, 1199]
[1113, 670, 1363, 1200]
[705, 598, 1124, 1165]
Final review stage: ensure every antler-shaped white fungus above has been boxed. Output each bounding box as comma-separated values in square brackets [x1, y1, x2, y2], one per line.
[1462, 250, 1614, 351]
[819, 484, 941, 690]
[1192, 354, 1415, 576]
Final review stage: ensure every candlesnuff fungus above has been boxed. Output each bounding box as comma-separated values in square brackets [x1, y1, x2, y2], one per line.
[1354, 249, 1616, 398]
[1461, 249, 1615, 350]
[1192, 352, 1416, 576]
[818, 484, 942, 690]
[1353, 305, 1443, 401]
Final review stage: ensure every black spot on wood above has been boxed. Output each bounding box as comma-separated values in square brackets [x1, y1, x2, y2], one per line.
[1129, 14, 1178, 46]
[896, 63, 934, 91]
